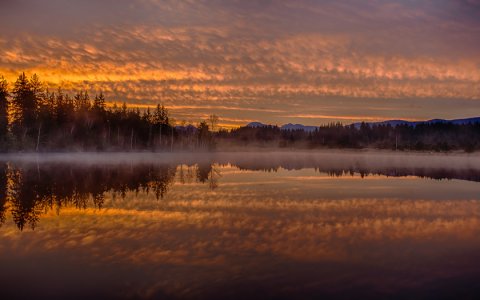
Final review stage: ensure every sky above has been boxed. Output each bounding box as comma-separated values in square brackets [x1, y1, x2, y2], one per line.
[0, 0, 479, 128]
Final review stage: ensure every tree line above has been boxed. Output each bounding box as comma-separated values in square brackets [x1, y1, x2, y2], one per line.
[0, 73, 215, 151]
[1, 73, 479, 152]
[219, 122, 480, 152]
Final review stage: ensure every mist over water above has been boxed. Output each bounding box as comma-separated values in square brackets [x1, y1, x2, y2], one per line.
[1, 151, 480, 299]
[2, 149, 480, 169]
[2, 150, 480, 181]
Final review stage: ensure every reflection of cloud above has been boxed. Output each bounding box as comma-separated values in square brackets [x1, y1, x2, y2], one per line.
[1, 163, 480, 297]
[2, 193, 480, 298]
[3, 195, 480, 261]
[2, 163, 480, 260]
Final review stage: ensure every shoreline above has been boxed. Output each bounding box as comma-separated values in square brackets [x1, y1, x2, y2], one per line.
[1, 149, 479, 169]
[0, 147, 478, 156]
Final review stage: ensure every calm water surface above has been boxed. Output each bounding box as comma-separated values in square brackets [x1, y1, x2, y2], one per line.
[1, 151, 480, 299]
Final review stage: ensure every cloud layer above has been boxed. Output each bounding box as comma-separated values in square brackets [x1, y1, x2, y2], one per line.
[1, 0, 479, 126]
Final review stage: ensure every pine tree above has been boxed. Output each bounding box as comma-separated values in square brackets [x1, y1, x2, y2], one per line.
[154, 104, 169, 125]
[153, 104, 169, 148]
[0, 76, 9, 147]
[11, 73, 38, 147]
[93, 92, 106, 113]
[197, 121, 211, 149]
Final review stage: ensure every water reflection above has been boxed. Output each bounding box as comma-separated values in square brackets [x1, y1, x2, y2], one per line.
[0, 163, 220, 230]
[1, 151, 480, 230]
[1, 153, 480, 299]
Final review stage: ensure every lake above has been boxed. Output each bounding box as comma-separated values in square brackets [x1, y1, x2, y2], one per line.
[1, 151, 480, 299]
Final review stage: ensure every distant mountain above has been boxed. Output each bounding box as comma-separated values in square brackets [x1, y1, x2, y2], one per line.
[246, 122, 269, 128]
[280, 123, 318, 132]
[450, 117, 480, 125]
[246, 117, 480, 132]
[353, 117, 480, 128]
[247, 122, 318, 132]
[175, 124, 197, 132]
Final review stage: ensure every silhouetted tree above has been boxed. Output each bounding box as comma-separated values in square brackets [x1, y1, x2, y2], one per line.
[0, 76, 8, 149]
[208, 114, 219, 131]
[197, 121, 214, 149]
[10, 73, 38, 148]
[0, 73, 479, 152]
[153, 104, 169, 149]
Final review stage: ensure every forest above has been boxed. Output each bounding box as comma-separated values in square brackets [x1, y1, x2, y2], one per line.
[222, 122, 480, 152]
[1, 73, 479, 152]
[0, 73, 213, 151]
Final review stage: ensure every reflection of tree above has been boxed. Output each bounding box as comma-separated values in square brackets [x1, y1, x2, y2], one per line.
[149, 165, 177, 200]
[196, 163, 221, 190]
[196, 163, 211, 183]
[230, 159, 480, 182]
[0, 163, 179, 230]
[208, 165, 221, 190]
[9, 167, 44, 230]
[176, 164, 198, 185]
[0, 163, 7, 225]
[2, 156, 477, 231]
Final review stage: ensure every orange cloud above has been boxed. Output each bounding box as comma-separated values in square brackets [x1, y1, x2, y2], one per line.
[1, 0, 479, 127]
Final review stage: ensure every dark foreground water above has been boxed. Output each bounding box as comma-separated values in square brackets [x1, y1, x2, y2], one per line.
[1, 151, 480, 300]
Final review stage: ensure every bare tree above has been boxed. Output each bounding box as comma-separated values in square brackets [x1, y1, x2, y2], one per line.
[208, 114, 219, 132]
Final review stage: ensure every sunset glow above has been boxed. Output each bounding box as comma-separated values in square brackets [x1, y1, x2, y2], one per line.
[1, 0, 479, 126]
